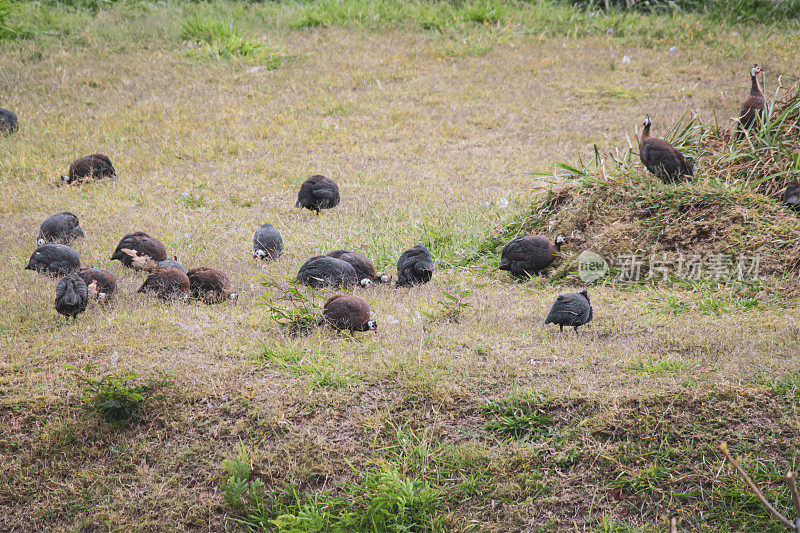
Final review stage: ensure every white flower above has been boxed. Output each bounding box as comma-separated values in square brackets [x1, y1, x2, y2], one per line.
[496, 197, 509, 209]
[669, 46, 677, 53]
[622, 55, 631, 64]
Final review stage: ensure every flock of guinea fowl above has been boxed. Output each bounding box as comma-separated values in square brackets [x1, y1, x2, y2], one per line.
[3, 63, 785, 334]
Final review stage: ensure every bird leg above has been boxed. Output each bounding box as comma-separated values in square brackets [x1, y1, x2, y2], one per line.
[559, 324, 563, 333]
[574, 326, 579, 334]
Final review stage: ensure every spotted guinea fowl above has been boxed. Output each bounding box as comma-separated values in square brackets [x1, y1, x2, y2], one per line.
[187, 267, 238, 303]
[396, 244, 434, 287]
[55, 274, 88, 321]
[253, 223, 284, 260]
[545, 289, 593, 333]
[326, 250, 390, 287]
[25, 243, 81, 276]
[77, 267, 117, 303]
[0, 108, 19, 134]
[296, 255, 358, 289]
[137, 267, 190, 300]
[319, 294, 377, 332]
[782, 182, 800, 211]
[736, 64, 766, 139]
[499, 235, 565, 277]
[158, 258, 185, 273]
[639, 116, 693, 183]
[61, 153, 116, 185]
[295, 175, 340, 214]
[110, 232, 168, 271]
[37, 212, 84, 245]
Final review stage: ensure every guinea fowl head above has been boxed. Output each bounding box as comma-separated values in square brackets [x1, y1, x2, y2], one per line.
[367, 320, 378, 331]
[228, 292, 239, 302]
[554, 235, 567, 251]
[360, 278, 373, 288]
[643, 116, 651, 129]
[750, 64, 764, 77]
[579, 289, 590, 303]
[254, 249, 266, 259]
[37, 237, 46, 245]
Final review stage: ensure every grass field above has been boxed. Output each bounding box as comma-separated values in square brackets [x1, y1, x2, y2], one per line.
[1, 1, 800, 531]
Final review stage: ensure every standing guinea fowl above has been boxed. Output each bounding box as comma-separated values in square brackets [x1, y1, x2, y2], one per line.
[545, 289, 593, 333]
[319, 294, 377, 332]
[499, 235, 565, 277]
[783, 182, 800, 211]
[0, 108, 19, 134]
[326, 250, 390, 287]
[737, 64, 766, 139]
[55, 274, 88, 321]
[77, 267, 117, 303]
[61, 153, 116, 185]
[37, 212, 84, 245]
[396, 244, 434, 287]
[137, 267, 190, 301]
[296, 255, 358, 289]
[25, 243, 81, 276]
[639, 116, 693, 183]
[187, 267, 238, 303]
[110, 232, 168, 271]
[295, 175, 340, 214]
[253, 223, 284, 260]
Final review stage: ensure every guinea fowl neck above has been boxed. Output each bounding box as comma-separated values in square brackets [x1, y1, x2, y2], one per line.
[750, 73, 762, 96]
[641, 123, 651, 142]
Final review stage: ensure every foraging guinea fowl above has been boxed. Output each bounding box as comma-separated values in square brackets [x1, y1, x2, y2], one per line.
[0, 108, 19, 134]
[783, 182, 800, 211]
[61, 153, 116, 185]
[737, 64, 766, 139]
[110, 232, 168, 271]
[499, 235, 565, 277]
[158, 258, 185, 273]
[545, 289, 593, 333]
[37, 212, 84, 245]
[326, 250, 390, 287]
[296, 255, 358, 289]
[319, 294, 377, 332]
[639, 116, 693, 183]
[187, 267, 238, 303]
[396, 244, 434, 287]
[25, 243, 81, 276]
[295, 174, 340, 214]
[77, 267, 117, 303]
[55, 274, 88, 321]
[137, 267, 190, 301]
[253, 223, 284, 260]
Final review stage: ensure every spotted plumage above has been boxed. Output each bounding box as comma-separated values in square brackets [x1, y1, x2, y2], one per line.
[319, 294, 377, 332]
[77, 267, 117, 303]
[499, 235, 565, 277]
[253, 223, 284, 260]
[61, 153, 116, 185]
[37, 212, 84, 246]
[0, 108, 19, 134]
[639, 116, 693, 183]
[326, 250, 390, 287]
[110, 232, 168, 271]
[297, 255, 358, 289]
[295, 175, 340, 214]
[55, 274, 89, 320]
[737, 64, 766, 139]
[137, 267, 190, 300]
[187, 267, 238, 303]
[25, 243, 81, 276]
[545, 289, 593, 333]
[396, 245, 434, 287]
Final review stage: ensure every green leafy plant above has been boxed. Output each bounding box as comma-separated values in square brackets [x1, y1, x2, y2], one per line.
[221, 443, 265, 511]
[483, 390, 555, 441]
[424, 285, 471, 323]
[181, 13, 285, 65]
[258, 278, 322, 335]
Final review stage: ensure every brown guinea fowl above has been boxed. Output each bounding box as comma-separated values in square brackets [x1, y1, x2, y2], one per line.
[187, 267, 238, 303]
[326, 250, 390, 287]
[55, 274, 88, 321]
[319, 294, 377, 332]
[736, 64, 766, 139]
[110, 232, 168, 271]
[639, 116, 693, 183]
[137, 267, 190, 301]
[77, 267, 117, 303]
[61, 153, 116, 185]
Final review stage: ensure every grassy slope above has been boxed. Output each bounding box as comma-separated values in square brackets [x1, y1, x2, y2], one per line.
[1, 1, 799, 531]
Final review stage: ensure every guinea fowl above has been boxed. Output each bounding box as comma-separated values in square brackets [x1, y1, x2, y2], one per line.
[639, 116, 693, 183]
[77, 267, 117, 303]
[61, 153, 116, 185]
[37, 212, 84, 245]
[545, 289, 593, 333]
[253, 223, 284, 260]
[296, 255, 358, 289]
[0, 108, 19, 134]
[158, 258, 185, 273]
[396, 244, 434, 287]
[25, 243, 81, 276]
[319, 294, 377, 332]
[295, 174, 340, 214]
[782, 182, 800, 211]
[110, 232, 168, 271]
[187, 267, 238, 303]
[137, 267, 190, 301]
[326, 250, 390, 287]
[737, 64, 766, 139]
[499, 235, 565, 277]
[55, 274, 89, 321]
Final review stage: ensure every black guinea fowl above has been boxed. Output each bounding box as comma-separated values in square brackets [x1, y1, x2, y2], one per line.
[253, 223, 284, 260]
[0, 108, 19, 134]
[37, 212, 84, 245]
[137, 267, 190, 301]
[639, 116, 693, 183]
[295, 175, 340, 214]
[545, 289, 593, 333]
[187, 267, 238, 303]
[158, 258, 185, 273]
[327, 250, 390, 287]
[319, 294, 377, 332]
[783, 182, 800, 211]
[499, 235, 565, 277]
[55, 274, 88, 321]
[25, 243, 81, 276]
[296, 255, 358, 289]
[110, 232, 168, 271]
[737, 64, 766, 139]
[61, 153, 116, 185]
[77, 267, 117, 303]
[396, 244, 434, 287]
